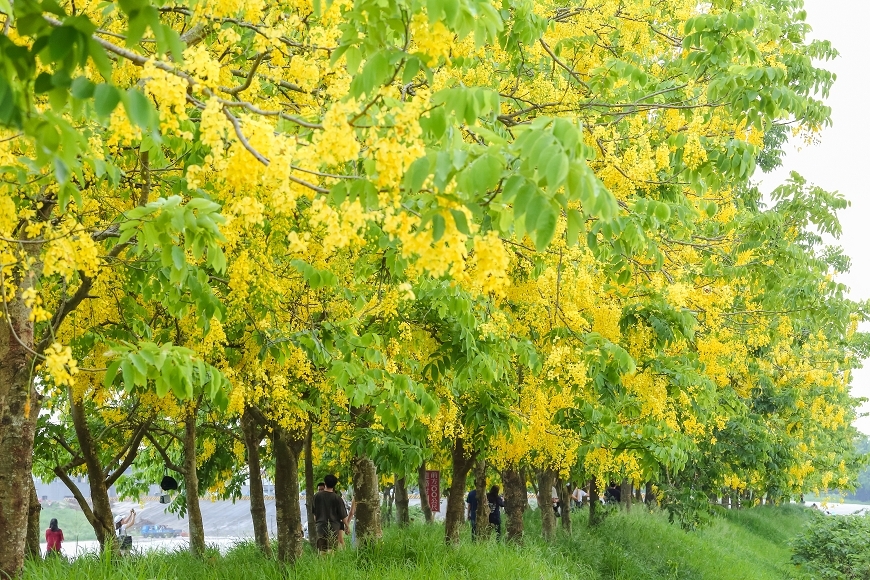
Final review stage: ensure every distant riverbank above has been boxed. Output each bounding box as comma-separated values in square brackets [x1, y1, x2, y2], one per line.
[803, 500, 867, 515]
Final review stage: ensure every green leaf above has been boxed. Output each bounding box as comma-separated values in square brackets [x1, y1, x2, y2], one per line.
[544, 151, 568, 189]
[432, 213, 446, 242]
[123, 88, 154, 129]
[404, 156, 430, 192]
[93, 83, 121, 117]
[48, 26, 77, 63]
[70, 76, 95, 99]
[654, 202, 671, 223]
[450, 208, 470, 235]
[403, 56, 420, 84]
[533, 201, 558, 251]
[566, 208, 583, 245]
[104, 359, 122, 388]
[88, 39, 113, 80]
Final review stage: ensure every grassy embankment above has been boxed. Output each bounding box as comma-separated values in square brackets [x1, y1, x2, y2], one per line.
[25, 504, 815, 580]
[38, 504, 97, 542]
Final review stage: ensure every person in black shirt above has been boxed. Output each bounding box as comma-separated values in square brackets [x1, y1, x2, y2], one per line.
[466, 488, 478, 537]
[313, 474, 348, 552]
[486, 485, 506, 538]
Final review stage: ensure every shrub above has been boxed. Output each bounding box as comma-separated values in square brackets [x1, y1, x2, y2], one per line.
[791, 511, 870, 579]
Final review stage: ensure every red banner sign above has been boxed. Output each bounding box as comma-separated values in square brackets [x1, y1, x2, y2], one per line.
[424, 470, 440, 512]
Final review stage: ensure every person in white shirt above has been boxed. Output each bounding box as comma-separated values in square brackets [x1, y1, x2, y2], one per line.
[571, 486, 588, 509]
[114, 509, 136, 536]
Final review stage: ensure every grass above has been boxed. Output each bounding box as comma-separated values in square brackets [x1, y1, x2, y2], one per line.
[24, 504, 816, 580]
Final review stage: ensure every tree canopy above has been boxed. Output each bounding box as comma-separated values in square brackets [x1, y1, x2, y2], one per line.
[0, 0, 866, 574]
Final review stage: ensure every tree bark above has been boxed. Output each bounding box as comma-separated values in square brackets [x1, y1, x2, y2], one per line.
[589, 477, 603, 526]
[184, 409, 206, 557]
[502, 466, 525, 543]
[381, 484, 394, 527]
[0, 275, 41, 578]
[634, 485, 642, 502]
[536, 469, 556, 541]
[303, 423, 316, 549]
[68, 393, 119, 549]
[241, 409, 271, 557]
[418, 463, 433, 523]
[25, 478, 41, 561]
[274, 428, 305, 562]
[352, 454, 381, 543]
[557, 478, 571, 533]
[473, 459, 490, 540]
[520, 468, 530, 512]
[645, 481, 656, 506]
[620, 479, 632, 512]
[445, 437, 475, 545]
[395, 477, 410, 527]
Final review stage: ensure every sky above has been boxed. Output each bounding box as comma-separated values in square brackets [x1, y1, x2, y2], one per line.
[754, 0, 870, 433]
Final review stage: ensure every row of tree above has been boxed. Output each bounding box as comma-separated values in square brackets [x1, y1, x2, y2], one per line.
[1, 0, 867, 575]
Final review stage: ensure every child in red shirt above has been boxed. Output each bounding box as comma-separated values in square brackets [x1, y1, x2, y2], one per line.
[45, 518, 63, 556]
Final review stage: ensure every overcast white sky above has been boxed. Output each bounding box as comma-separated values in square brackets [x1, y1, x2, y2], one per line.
[755, 0, 870, 434]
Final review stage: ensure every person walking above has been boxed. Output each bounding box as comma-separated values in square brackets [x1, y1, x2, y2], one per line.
[486, 485, 506, 538]
[313, 474, 347, 552]
[45, 518, 63, 557]
[466, 488, 478, 537]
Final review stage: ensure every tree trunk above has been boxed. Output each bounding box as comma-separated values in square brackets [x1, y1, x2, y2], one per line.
[503, 466, 525, 543]
[418, 463, 433, 523]
[241, 409, 271, 557]
[589, 477, 603, 526]
[536, 469, 556, 541]
[184, 410, 206, 557]
[645, 481, 655, 506]
[520, 468, 530, 512]
[25, 478, 41, 561]
[381, 485, 394, 527]
[68, 393, 118, 549]
[352, 454, 381, 543]
[557, 479, 571, 533]
[634, 485, 642, 502]
[444, 437, 475, 545]
[395, 477, 410, 527]
[0, 243, 40, 579]
[620, 479, 632, 512]
[304, 423, 316, 549]
[274, 428, 305, 562]
[474, 459, 490, 540]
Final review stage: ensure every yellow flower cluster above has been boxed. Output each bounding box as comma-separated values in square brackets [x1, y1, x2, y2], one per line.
[142, 60, 191, 138]
[183, 45, 222, 90]
[469, 231, 511, 296]
[42, 228, 101, 281]
[314, 100, 360, 166]
[308, 198, 369, 254]
[44, 342, 78, 387]
[105, 107, 141, 149]
[21, 288, 52, 323]
[410, 13, 453, 65]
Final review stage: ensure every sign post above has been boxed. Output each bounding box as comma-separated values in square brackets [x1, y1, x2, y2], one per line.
[424, 470, 441, 512]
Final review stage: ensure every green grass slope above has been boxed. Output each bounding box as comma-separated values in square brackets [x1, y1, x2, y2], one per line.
[24, 504, 814, 580]
[38, 504, 97, 543]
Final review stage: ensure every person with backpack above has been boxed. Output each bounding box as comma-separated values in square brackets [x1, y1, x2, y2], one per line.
[486, 485, 506, 538]
[45, 518, 63, 557]
[313, 474, 347, 552]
